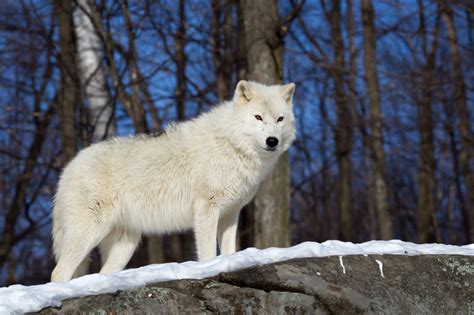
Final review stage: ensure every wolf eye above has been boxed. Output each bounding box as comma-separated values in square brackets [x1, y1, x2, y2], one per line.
[277, 116, 284, 122]
[254, 115, 263, 121]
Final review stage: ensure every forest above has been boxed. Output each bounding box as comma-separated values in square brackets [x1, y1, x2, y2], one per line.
[0, 0, 473, 286]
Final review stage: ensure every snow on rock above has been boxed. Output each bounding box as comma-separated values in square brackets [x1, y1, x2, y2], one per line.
[1, 240, 473, 314]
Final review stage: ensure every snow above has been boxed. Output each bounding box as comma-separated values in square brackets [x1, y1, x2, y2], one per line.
[1, 240, 473, 314]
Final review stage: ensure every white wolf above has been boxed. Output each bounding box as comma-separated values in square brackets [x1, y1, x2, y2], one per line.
[51, 80, 296, 282]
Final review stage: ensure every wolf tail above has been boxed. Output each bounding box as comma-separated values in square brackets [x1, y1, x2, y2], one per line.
[52, 211, 63, 262]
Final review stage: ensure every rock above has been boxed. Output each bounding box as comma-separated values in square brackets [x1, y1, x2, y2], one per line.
[37, 255, 474, 314]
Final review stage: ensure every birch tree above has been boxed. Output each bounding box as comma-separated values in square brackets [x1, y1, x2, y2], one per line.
[74, 0, 114, 142]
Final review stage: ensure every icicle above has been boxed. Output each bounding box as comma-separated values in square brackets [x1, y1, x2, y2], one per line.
[339, 256, 346, 274]
[375, 259, 385, 278]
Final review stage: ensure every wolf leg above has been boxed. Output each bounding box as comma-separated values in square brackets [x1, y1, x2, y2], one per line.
[51, 223, 111, 282]
[193, 198, 219, 261]
[99, 229, 140, 274]
[71, 257, 91, 279]
[217, 210, 240, 255]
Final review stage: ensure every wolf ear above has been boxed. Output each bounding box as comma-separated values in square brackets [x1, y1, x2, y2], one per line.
[234, 80, 252, 104]
[281, 83, 296, 104]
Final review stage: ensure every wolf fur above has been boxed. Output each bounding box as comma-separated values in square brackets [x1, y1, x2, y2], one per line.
[51, 80, 296, 282]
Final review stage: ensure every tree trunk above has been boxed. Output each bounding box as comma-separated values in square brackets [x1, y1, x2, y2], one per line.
[241, 0, 291, 248]
[329, 0, 353, 241]
[361, 0, 393, 239]
[122, 1, 147, 134]
[416, 53, 437, 243]
[444, 104, 469, 242]
[236, 0, 248, 82]
[175, 0, 186, 120]
[56, 0, 79, 163]
[235, 0, 253, 250]
[146, 237, 165, 264]
[74, 0, 114, 142]
[223, 2, 234, 98]
[440, 0, 474, 243]
[416, 1, 439, 243]
[212, 0, 234, 101]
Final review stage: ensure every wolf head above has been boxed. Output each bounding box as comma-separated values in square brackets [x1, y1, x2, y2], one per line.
[232, 80, 296, 156]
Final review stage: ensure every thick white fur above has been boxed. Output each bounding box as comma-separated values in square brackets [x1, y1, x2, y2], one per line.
[51, 81, 296, 282]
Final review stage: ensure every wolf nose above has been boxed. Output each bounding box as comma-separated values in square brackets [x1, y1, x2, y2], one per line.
[266, 137, 279, 148]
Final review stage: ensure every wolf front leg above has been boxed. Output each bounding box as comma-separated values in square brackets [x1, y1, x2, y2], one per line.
[193, 198, 220, 261]
[218, 209, 240, 255]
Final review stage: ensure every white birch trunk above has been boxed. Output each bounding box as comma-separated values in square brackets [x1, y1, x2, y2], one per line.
[74, 0, 114, 141]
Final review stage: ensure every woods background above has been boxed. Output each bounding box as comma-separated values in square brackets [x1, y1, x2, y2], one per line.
[0, 0, 473, 286]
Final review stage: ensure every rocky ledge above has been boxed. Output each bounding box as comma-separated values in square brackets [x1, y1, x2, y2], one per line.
[38, 255, 473, 314]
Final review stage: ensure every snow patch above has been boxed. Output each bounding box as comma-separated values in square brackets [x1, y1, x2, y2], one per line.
[0, 240, 472, 314]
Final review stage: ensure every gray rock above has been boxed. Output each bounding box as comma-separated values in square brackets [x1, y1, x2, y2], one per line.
[37, 255, 474, 314]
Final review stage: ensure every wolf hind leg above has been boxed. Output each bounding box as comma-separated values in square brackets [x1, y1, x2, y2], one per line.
[51, 222, 111, 282]
[71, 256, 91, 279]
[99, 229, 140, 274]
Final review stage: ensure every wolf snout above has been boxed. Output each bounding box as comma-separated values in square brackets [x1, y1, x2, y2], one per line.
[266, 137, 279, 148]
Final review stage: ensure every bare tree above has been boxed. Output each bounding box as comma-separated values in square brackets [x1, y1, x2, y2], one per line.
[55, 0, 80, 163]
[326, 0, 354, 240]
[236, 0, 248, 82]
[440, 0, 474, 243]
[416, 1, 440, 242]
[241, 0, 291, 248]
[361, 0, 393, 239]
[212, 0, 234, 101]
[175, 0, 186, 120]
[85, 0, 148, 133]
[0, 100, 54, 268]
[121, 1, 148, 133]
[0, 1, 60, 285]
